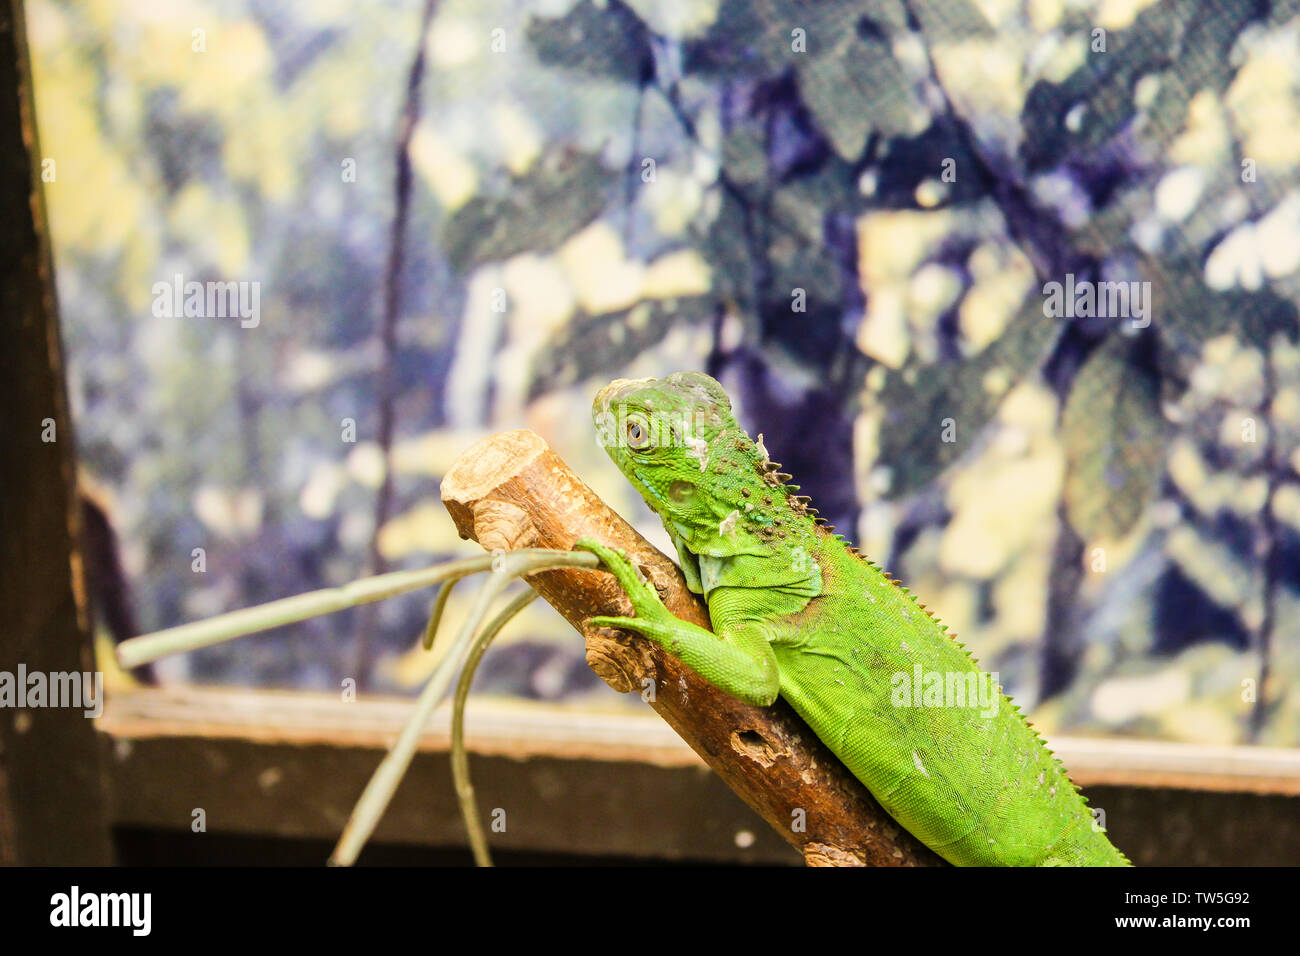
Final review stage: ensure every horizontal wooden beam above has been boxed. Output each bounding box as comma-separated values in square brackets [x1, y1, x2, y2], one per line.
[94, 688, 1300, 865]
[100, 687, 1300, 795]
[99, 688, 800, 864]
[1045, 735, 1300, 797]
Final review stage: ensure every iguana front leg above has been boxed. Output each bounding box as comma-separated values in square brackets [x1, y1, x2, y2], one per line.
[574, 538, 781, 707]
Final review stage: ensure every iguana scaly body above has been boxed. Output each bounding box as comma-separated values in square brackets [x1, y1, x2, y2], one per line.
[576, 371, 1129, 866]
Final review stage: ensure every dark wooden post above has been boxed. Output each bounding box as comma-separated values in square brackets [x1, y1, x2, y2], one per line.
[0, 0, 113, 864]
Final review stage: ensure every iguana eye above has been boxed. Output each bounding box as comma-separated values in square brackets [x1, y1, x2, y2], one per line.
[626, 418, 650, 449]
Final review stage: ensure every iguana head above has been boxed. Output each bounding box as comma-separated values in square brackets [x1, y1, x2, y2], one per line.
[593, 371, 792, 548]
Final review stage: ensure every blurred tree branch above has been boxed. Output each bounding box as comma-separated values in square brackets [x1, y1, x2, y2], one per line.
[356, 0, 440, 688]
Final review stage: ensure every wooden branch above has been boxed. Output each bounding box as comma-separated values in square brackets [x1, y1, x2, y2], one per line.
[441, 429, 944, 867]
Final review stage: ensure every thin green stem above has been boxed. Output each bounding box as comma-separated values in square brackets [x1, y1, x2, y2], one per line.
[422, 575, 461, 651]
[327, 550, 598, 866]
[451, 589, 538, 867]
[115, 549, 591, 670]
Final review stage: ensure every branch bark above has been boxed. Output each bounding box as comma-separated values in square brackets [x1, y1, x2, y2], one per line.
[441, 429, 944, 867]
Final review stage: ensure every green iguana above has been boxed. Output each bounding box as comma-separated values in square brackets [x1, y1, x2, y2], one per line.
[574, 371, 1130, 866]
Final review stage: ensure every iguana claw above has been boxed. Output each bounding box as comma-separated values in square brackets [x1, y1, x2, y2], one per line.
[572, 538, 672, 625]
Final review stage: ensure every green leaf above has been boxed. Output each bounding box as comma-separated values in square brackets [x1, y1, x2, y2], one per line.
[696, 188, 757, 309]
[526, 0, 653, 83]
[1142, 253, 1300, 361]
[876, 292, 1060, 494]
[796, 31, 921, 159]
[907, 0, 994, 40]
[526, 297, 714, 400]
[791, 2, 924, 160]
[684, 0, 800, 77]
[1061, 336, 1167, 540]
[766, 163, 863, 312]
[684, 0, 925, 158]
[441, 152, 612, 272]
[722, 127, 768, 185]
[1020, 0, 1259, 172]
